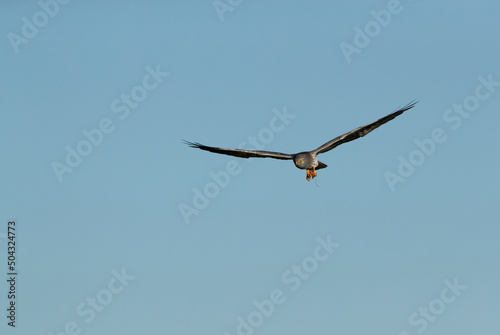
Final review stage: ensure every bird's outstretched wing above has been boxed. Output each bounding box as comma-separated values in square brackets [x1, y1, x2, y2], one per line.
[312, 101, 417, 154]
[183, 140, 294, 160]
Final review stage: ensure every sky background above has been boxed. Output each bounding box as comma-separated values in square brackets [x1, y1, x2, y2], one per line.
[1, 1, 499, 334]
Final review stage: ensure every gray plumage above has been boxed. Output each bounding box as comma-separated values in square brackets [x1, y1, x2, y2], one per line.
[184, 101, 417, 181]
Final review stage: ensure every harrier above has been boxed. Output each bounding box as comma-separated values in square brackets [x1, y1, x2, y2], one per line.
[184, 101, 417, 181]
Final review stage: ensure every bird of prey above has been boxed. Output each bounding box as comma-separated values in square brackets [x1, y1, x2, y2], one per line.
[184, 101, 417, 181]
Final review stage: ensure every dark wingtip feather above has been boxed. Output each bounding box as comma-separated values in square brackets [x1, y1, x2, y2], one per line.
[399, 100, 418, 113]
[182, 140, 202, 148]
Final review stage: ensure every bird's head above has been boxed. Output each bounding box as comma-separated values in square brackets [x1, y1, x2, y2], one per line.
[293, 153, 309, 169]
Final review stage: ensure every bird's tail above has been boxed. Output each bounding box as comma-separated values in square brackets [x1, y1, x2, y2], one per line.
[317, 161, 327, 170]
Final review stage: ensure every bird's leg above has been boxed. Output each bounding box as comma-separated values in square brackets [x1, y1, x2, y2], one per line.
[306, 169, 312, 181]
[312, 167, 317, 178]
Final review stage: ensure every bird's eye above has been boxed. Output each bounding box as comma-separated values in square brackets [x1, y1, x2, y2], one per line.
[300, 159, 304, 163]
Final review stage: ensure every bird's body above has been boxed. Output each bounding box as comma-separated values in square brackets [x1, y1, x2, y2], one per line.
[184, 101, 417, 181]
[293, 152, 326, 180]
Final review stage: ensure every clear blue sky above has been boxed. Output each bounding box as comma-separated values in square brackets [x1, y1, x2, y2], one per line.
[1, 1, 499, 334]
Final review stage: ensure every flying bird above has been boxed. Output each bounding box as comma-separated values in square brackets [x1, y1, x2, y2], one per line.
[184, 101, 417, 181]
